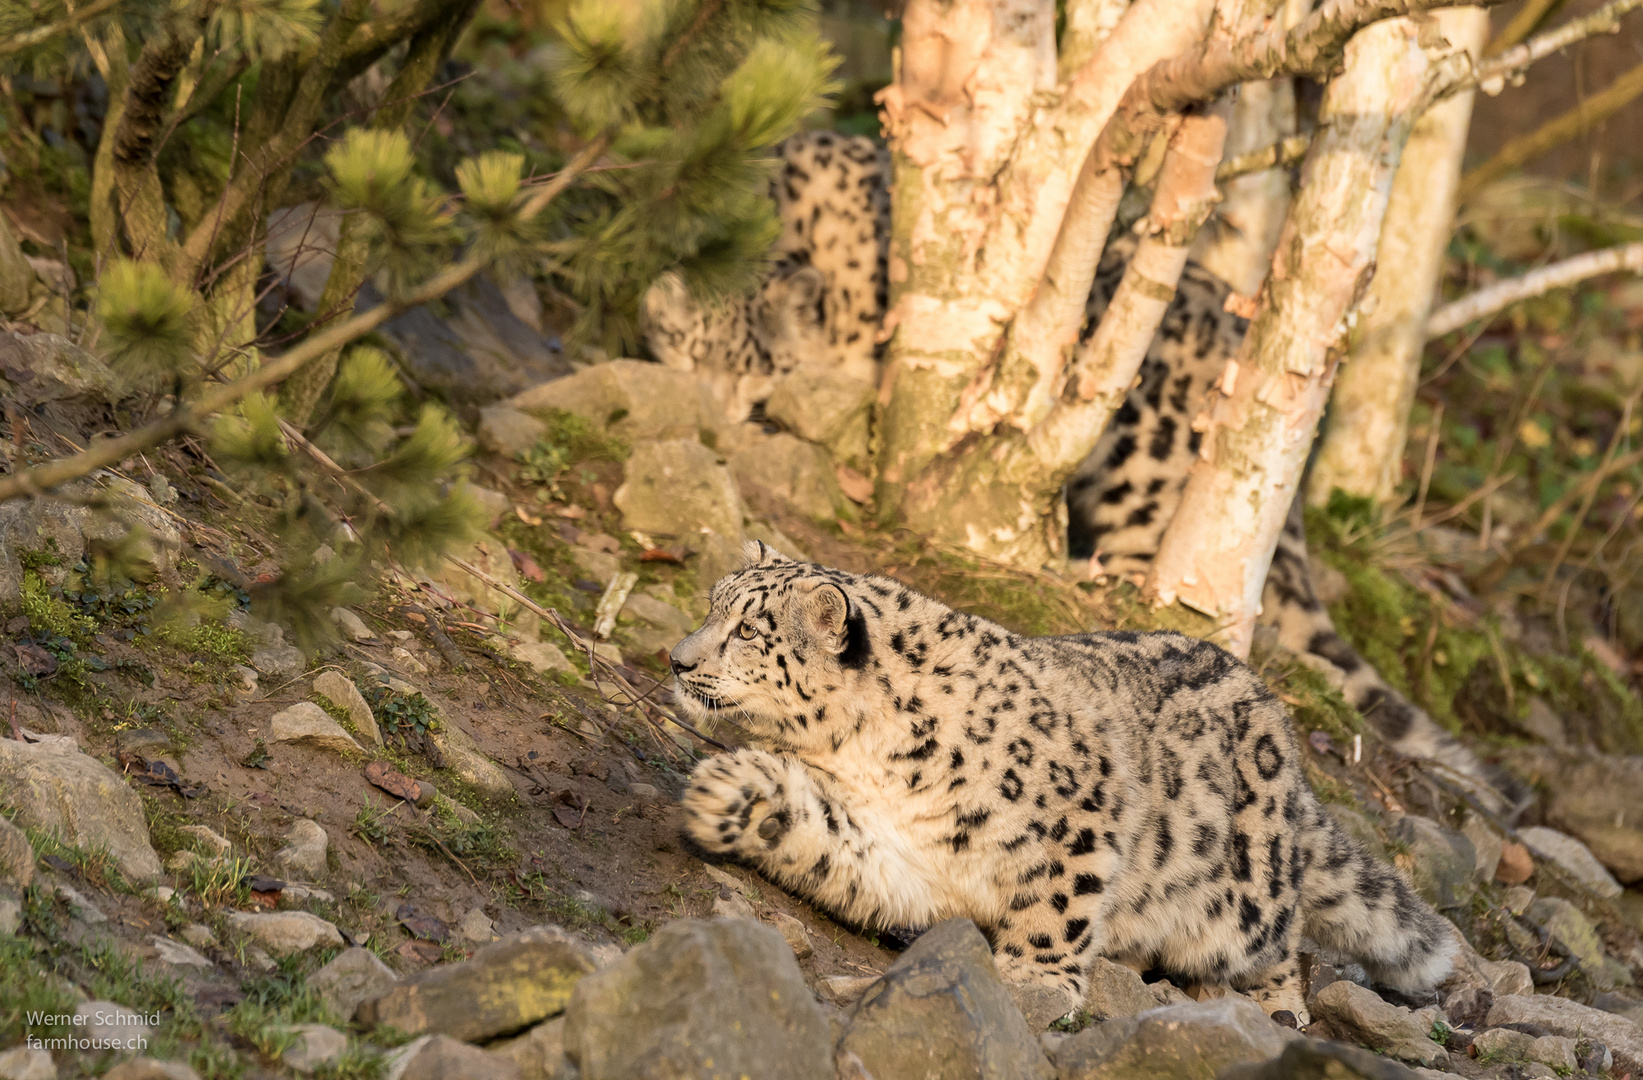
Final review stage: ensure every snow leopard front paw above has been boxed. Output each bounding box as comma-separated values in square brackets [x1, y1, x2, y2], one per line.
[680, 749, 790, 857]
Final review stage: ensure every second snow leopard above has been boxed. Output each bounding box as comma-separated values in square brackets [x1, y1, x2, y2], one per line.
[673, 543, 1457, 1020]
[641, 130, 1489, 789]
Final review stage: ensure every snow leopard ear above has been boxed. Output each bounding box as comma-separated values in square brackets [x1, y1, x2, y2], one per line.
[740, 540, 790, 567]
[801, 582, 851, 654]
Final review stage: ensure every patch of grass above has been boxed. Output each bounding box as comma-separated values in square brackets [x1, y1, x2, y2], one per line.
[155, 620, 252, 664]
[190, 1041, 248, 1080]
[362, 683, 441, 740]
[315, 1041, 388, 1079]
[1049, 1008, 1095, 1034]
[353, 798, 401, 848]
[182, 854, 254, 911]
[0, 931, 82, 1047]
[514, 869, 649, 945]
[23, 826, 127, 893]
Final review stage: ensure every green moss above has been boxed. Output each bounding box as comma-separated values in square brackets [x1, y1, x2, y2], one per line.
[20, 571, 94, 640]
[155, 620, 253, 664]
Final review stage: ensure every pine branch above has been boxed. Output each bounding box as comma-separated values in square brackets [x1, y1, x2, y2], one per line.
[1425, 241, 1643, 336]
[113, 20, 204, 169]
[0, 135, 610, 505]
[177, 0, 371, 284]
[0, 0, 126, 58]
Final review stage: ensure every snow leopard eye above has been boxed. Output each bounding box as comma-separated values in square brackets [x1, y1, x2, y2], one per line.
[738, 622, 758, 641]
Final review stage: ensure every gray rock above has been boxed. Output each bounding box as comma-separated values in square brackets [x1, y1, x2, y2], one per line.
[614, 439, 745, 541]
[489, 1017, 567, 1080]
[0, 472, 175, 606]
[710, 891, 757, 921]
[565, 918, 832, 1080]
[1502, 748, 1643, 885]
[569, 546, 620, 583]
[1470, 1027, 1534, 1060]
[275, 819, 329, 880]
[510, 639, 576, 677]
[1310, 980, 1448, 1068]
[0, 737, 162, 882]
[269, 702, 364, 756]
[1486, 993, 1643, 1075]
[1328, 804, 1387, 860]
[768, 911, 812, 959]
[722, 427, 849, 522]
[1083, 956, 1165, 1022]
[1527, 896, 1613, 988]
[0, 1045, 56, 1080]
[332, 607, 376, 642]
[57, 882, 107, 923]
[0, 895, 20, 936]
[180, 924, 215, 948]
[1529, 1035, 1578, 1072]
[819, 974, 880, 1006]
[358, 274, 571, 406]
[150, 935, 214, 970]
[0, 331, 117, 408]
[1053, 996, 1300, 1080]
[282, 1024, 349, 1074]
[75, 1000, 147, 1057]
[1220, 1037, 1423, 1080]
[478, 405, 549, 458]
[1593, 991, 1643, 1026]
[510, 359, 720, 444]
[1441, 987, 1492, 1027]
[103, 1059, 202, 1080]
[0, 814, 34, 889]
[620, 593, 695, 637]
[309, 947, 399, 1020]
[1443, 934, 1533, 997]
[251, 643, 305, 677]
[178, 825, 231, 858]
[763, 368, 874, 473]
[839, 919, 1054, 1080]
[427, 720, 514, 799]
[1459, 813, 1503, 883]
[1519, 825, 1625, 898]
[313, 671, 383, 746]
[114, 728, 173, 758]
[457, 907, 495, 945]
[387, 1034, 524, 1080]
[226, 911, 344, 955]
[695, 530, 748, 593]
[359, 925, 597, 1041]
[1387, 814, 1475, 910]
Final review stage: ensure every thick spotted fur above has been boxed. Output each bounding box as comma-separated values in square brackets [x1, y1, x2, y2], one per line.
[672, 543, 1457, 1018]
[642, 130, 1490, 787]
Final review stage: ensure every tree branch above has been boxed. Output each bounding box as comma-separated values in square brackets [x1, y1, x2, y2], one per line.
[1426, 241, 1643, 336]
[1215, 133, 1312, 181]
[1478, 0, 1643, 92]
[0, 0, 125, 58]
[0, 135, 610, 506]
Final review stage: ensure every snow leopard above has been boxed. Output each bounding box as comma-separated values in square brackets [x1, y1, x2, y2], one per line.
[672, 542, 1457, 1020]
[640, 129, 1490, 790]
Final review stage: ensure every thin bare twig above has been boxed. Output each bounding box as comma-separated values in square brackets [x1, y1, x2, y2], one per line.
[1426, 241, 1643, 336]
[1537, 388, 1643, 598]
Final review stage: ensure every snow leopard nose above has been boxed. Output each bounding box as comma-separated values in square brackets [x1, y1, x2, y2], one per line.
[669, 653, 696, 676]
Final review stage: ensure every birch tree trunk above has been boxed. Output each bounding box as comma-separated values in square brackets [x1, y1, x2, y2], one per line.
[1307, 5, 1490, 505]
[1144, 17, 1463, 656]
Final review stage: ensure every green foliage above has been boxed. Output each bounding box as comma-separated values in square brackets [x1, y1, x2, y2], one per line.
[212, 392, 290, 472]
[323, 129, 457, 295]
[456, 151, 540, 272]
[95, 259, 199, 388]
[155, 620, 252, 664]
[317, 347, 402, 460]
[20, 570, 94, 641]
[363, 683, 441, 740]
[207, 0, 324, 61]
[547, 0, 841, 353]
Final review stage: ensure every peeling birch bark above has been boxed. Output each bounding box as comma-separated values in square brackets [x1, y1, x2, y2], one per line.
[1310, 6, 1489, 505]
[1145, 18, 1460, 656]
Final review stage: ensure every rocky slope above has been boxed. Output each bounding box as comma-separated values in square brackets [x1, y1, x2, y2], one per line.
[1, 328, 1641, 1079]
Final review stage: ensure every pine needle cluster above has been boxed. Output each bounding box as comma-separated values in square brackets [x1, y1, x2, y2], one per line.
[545, 0, 841, 353]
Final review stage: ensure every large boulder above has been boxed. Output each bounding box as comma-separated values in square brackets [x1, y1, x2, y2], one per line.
[269, 703, 363, 756]
[838, 919, 1054, 1080]
[614, 439, 745, 541]
[764, 368, 875, 473]
[1486, 994, 1643, 1075]
[0, 331, 118, 410]
[0, 738, 162, 883]
[510, 360, 720, 444]
[563, 918, 833, 1080]
[0, 814, 34, 889]
[358, 926, 598, 1042]
[721, 427, 850, 523]
[1051, 996, 1300, 1080]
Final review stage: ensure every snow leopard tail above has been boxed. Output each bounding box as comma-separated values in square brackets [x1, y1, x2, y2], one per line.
[1261, 497, 1498, 799]
[1299, 810, 1457, 994]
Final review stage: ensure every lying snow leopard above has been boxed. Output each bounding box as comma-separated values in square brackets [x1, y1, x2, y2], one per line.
[641, 130, 1489, 790]
[672, 543, 1457, 1020]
